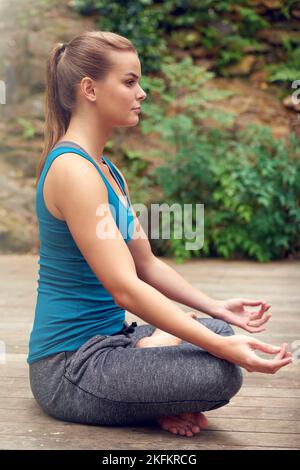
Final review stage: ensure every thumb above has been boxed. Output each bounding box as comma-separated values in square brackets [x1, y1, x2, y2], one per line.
[252, 339, 281, 355]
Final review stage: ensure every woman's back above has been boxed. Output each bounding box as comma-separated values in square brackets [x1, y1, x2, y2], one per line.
[27, 144, 135, 365]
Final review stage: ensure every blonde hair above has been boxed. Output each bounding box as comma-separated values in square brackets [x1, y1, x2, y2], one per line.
[36, 30, 137, 184]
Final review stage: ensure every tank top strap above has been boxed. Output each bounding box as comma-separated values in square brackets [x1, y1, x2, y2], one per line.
[102, 157, 126, 193]
[44, 145, 111, 189]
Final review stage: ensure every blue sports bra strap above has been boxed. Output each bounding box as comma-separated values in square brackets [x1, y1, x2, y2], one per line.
[103, 158, 127, 194]
[46, 146, 107, 182]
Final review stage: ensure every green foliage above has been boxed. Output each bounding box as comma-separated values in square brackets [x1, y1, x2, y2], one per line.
[72, 0, 270, 76]
[73, 0, 298, 80]
[280, 0, 299, 19]
[139, 55, 235, 153]
[237, 6, 268, 36]
[72, 0, 170, 73]
[17, 118, 36, 140]
[153, 125, 300, 262]
[135, 57, 300, 262]
[267, 38, 300, 83]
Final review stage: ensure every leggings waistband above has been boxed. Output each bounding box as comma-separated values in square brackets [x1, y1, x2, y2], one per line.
[110, 321, 137, 337]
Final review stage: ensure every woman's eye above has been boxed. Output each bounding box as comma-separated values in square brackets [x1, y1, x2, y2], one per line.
[126, 81, 135, 86]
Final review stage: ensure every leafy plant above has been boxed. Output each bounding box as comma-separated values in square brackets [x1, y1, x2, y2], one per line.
[139, 55, 235, 156]
[267, 38, 300, 83]
[153, 125, 300, 262]
[72, 0, 170, 73]
[72, 0, 269, 76]
[17, 118, 36, 140]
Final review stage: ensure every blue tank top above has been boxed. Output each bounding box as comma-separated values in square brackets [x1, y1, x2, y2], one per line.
[27, 144, 135, 365]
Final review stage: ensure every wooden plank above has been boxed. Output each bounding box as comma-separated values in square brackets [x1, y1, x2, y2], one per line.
[1, 407, 299, 435]
[207, 417, 300, 433]
[0, 419, 299, 450]
[0, 428, 299, 449]
[0, 413, 299, 434]
[0, 436, 298, 451]
[230, 396, 300, 409]
[209, 406, 300, 420]
[243, 379, 300, 388]
[238, 387, 300, 398]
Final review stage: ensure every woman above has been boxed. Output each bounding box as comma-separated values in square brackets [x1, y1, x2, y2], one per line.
[28, 30, 292, 438]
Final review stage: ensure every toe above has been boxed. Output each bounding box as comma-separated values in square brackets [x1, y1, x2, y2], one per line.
[176, 411, 207, 433]
[176, 417, 196, 437]
[157, 415, 199, 437]
[191, 425, 200, 433]
[194, 412, 209, 429]
[185, 428, 194, 437]
[158, 416, 186, 436]
[169, 427, 178, 435]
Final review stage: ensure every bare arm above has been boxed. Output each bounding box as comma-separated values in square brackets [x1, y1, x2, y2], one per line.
[136, 255, 217, 315]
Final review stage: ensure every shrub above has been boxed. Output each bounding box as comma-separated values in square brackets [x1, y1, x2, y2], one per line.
[153, 125, 300, 262]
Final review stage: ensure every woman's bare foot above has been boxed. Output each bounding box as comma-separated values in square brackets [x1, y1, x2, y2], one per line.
[135, 311, 198, 348]
[157, 411, 209, 437]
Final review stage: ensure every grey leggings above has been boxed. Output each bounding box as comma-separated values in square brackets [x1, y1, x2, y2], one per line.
[29, 318, 243, 427]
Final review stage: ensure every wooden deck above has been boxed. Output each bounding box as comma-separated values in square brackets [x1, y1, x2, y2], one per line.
[0, 254, 299, 450]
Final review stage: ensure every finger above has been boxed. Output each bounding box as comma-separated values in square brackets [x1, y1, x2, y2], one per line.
[249, 304, 266, 321]
[249, 303, 269, 321]
[247, 313, 272, 327]
[281, 348, 292, 359]
[242, 299, 264, 306]
[269, 356, 293, 370]
[245, 325, 266, 334]
[248, 311, 272, 326]
[275, 343, 287, 360]
[272, 352, 293, 373]
[254, 355, 293, 373]
[251, 340, 282, 354]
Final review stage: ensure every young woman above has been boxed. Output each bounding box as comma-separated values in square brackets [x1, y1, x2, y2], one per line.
[28, 30, 292, 438]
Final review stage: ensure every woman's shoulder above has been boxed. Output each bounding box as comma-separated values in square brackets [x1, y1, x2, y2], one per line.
[48, 150, 101, 178]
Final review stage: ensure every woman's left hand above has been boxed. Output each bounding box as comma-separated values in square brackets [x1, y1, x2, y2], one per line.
[212, 298, 272, 333]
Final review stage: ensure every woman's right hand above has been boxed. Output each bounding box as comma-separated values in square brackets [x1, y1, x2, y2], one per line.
[217, 335, 293, 374]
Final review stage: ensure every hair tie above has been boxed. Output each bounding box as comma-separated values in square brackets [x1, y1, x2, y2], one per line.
[60, 43, 67, 54]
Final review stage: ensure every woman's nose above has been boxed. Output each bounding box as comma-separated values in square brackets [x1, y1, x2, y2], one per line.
[137, 85, 147, 101]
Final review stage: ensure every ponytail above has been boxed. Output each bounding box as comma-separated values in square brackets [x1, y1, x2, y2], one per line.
[36, 43, 70, 185]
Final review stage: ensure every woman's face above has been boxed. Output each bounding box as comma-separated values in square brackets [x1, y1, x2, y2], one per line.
[90, 50, 147, 128]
